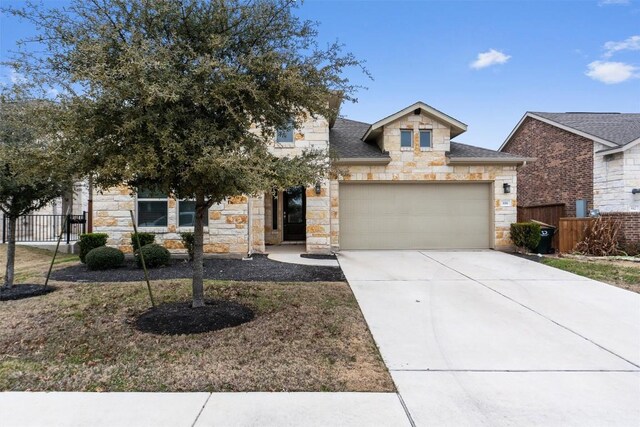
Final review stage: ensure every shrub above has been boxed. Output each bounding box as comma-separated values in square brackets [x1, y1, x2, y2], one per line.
[510, 222, 541, 252]
[576, 217, 621, 256]
[136, 243, 171, 268]
[131, 232, 155, 252]
[180, 232, 195, 261]
[85, 246, 125, 270]
[78, 233, 109, 263]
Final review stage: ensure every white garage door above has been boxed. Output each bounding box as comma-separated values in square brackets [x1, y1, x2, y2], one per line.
[339, 183, 492, 250]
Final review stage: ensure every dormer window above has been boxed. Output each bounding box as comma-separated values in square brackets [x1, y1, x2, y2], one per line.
[400, 130, 413, 150]
[420, 130, 432, 150]
[276, 121, 294, 144]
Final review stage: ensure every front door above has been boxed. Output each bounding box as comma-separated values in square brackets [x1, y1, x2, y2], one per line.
[283, 186, 306, 241]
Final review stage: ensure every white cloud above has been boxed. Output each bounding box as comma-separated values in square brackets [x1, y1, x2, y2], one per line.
[470, 49, 511, 70]
[598, 0, 630, 5]
[585, 60, 638, 84]
[9, 69, 26, 84]
[604, 35, 640, 57]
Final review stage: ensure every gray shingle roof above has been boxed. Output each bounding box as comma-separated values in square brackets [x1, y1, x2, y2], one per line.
[532, 112, 640, 147]
[447, 141, 527, 159]
[329, 118, 389, 159]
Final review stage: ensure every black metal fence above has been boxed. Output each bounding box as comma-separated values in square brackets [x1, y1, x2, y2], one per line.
[2, 212, 87, 244]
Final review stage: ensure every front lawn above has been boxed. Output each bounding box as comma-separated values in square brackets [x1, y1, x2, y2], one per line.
[542, 257, 640, 294]
[0, 246, 393, 392]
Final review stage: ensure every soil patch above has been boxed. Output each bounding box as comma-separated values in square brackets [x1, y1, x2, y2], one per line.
[50, 254, 345, 283]
[0, 284, 55, 301]
[136, 300, 254, 335]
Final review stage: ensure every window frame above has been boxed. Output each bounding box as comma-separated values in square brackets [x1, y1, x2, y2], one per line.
[400, 129, 413, 151]
[276, 121, 295, 144]
[136, 189, 168, 228]
[177, 199, 209, 228]
[419, 129, 432, 151]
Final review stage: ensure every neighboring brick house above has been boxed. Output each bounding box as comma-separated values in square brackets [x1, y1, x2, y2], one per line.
[93, 101, 530, 254]
[500, 112, 640, 243]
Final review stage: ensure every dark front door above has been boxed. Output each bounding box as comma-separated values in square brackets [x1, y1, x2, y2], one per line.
[283, 186, 306, 241]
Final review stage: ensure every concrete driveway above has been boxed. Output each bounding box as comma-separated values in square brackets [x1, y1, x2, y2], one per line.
[339, 250, 640, 426]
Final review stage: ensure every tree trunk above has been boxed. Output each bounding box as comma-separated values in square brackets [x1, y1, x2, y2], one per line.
[191, 192, 206, 308]
[3, 217, 17, 289]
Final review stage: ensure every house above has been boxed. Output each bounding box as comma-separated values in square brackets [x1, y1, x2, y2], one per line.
[499, 112, 640, 244]
[92, 101, 531, 254]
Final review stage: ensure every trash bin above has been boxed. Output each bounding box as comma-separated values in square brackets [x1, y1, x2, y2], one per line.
[536, 226, 555, 254]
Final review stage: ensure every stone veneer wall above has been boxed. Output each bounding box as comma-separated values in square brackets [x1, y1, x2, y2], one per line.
[594, 142, 640, 213]
[93, 186, 265, 255]
[502, 117, 593, 217]
[330, 111, 518, 250]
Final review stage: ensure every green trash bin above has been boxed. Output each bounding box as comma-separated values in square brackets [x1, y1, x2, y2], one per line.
[536, 226, 555, 254]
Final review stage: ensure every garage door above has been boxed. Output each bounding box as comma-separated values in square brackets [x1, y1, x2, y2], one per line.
[339, 183, 492, 249]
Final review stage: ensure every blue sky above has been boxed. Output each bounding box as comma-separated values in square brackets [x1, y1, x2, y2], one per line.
[2, 0, 639, 149]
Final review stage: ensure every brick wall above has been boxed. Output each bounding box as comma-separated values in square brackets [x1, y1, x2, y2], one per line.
[502, 117, 593, 217]
[601, 212, 640, 244]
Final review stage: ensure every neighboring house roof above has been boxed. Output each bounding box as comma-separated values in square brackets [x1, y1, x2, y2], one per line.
[362, 101, 468, 142]
[330, 117, 530, 165]
[500, 112, 640, 153]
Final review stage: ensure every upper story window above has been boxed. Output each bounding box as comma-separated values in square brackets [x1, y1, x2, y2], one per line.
[179, 200, 209, 227]
[137, 188, 168, 227]
[276, 121, 294, 144]
[419, 130, 432, 150]
[400, 130, 413, 150]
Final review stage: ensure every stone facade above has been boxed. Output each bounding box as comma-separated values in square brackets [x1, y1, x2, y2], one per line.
[331, 111, 518, 250]
[594, 142, 640, 213]
[502, 117, 593, 217]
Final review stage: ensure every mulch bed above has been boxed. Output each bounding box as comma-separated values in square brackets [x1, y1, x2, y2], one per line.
[50, 254, 345, 283]
[135, 300, 255, 335]
[508, 252, 545, 263]
[0, 284, 56, 301]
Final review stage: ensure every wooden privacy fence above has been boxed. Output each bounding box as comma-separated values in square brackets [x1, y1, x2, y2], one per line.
[518, 204, 565, 249]
[558, 218, 594, 253]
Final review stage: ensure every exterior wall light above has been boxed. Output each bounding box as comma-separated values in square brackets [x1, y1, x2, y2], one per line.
[503, 183, 511, 194]
[632, 188, 640, 195]
[315, 182, 322, 195]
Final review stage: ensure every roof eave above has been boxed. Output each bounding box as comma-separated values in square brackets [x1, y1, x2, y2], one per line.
[596, 136, 640, 155]
[446, 156, 536, 166]
[333, 157, 392, 166]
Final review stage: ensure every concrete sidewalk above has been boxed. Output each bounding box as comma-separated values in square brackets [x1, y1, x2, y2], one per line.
[0, 392, 411, 427]
[339, 250, 640, 426]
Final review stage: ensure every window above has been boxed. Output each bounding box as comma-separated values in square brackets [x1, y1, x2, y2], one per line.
[179, 200, 208, 227]
[419, 130, 432, 150]
[400, 130, 413, 150]
[137, 188, 167, 227]
[276, 121, 294, 143]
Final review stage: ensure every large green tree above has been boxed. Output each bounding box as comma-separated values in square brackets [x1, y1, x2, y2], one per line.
[0, 90, 75, 288]
[5, 0, 363, 307]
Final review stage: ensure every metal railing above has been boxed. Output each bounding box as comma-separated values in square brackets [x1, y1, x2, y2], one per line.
[2, 212, 87, 244]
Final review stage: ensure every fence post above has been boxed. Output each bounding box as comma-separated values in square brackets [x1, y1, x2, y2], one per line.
[82, 211, 87, 235]
[65, 214, 71, 244]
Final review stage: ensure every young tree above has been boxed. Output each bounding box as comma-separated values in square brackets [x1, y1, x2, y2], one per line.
[5, 0, 364, 307]
[0, 90, 75, 288]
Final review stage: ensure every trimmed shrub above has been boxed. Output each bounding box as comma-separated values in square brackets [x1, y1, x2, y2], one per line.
[510, 222, 541, 252]
[131, 232, 155, 252]
[78, 233, 109, 263]
[85, 246, 125, 270]
[136, 243, 171, 268]
[180, 232, 195, 261]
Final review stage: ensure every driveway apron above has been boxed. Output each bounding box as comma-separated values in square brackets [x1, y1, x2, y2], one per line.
[339, 250, 640, 426]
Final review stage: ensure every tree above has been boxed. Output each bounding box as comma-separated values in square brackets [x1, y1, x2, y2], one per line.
[0, 90, 75, 288]
[5, 0, 364, 307]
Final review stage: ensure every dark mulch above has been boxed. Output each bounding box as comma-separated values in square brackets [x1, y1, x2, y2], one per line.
[508, 252, 545, 263]
[50, 254, 345, 283]
[300, 253, 337, 260]
[135, 299, 255, 335]
[0, 284, 56, 301]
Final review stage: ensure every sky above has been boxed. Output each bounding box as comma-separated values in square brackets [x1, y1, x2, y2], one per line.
[1, 0, 639, 150]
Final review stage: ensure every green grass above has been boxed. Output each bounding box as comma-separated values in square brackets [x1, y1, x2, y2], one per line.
[542, 258, 640, 286]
